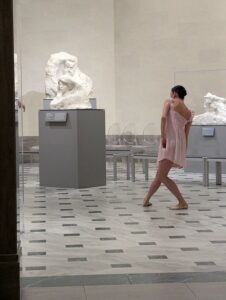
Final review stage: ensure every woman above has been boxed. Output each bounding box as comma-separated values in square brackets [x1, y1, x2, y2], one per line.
[143, 85, 194, 210]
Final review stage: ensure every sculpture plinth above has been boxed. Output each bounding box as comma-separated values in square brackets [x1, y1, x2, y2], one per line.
[39, 109, 106, 188]
[185, 125, 226, 173]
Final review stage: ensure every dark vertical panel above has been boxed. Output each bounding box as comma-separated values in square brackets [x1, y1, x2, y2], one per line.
[0, 0, 19, 299]
[0, 0, 17, 254]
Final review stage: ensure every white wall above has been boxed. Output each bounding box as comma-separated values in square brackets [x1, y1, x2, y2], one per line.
[18, 0, 116, 136]
[114, 0, 226, 134]
[17, 0, 226, 136]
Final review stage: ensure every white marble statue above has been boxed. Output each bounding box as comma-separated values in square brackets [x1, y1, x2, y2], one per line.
[45, 52, 93, 102]
[193, 92, 226, 125]
[50, 75, 92, 109]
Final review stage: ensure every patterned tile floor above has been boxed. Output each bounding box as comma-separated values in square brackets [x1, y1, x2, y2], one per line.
[19, 163, 226, 280]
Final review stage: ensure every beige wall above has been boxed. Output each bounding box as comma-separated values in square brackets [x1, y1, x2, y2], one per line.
[17, 0, 226, 136]
[114, 0, 226, 134]
[18, 0, 116, 136]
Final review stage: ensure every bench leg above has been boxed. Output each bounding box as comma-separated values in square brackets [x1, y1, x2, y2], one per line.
[131, 158, 135, 182]
[113, 156, 117, 181]
[203, 157, 209, 187]
[126, 156, 130, 180]
[144, 160, 149, 180]
[142, 160, 145, 174]
[216, 161, 222, 185]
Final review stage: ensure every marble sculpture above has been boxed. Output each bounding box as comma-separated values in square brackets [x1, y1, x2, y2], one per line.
[193, 92, 226, 125]
[50, 75, 92, 109]
[45, 52, 93, 109]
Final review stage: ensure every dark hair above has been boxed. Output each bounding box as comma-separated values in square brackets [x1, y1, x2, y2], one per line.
[171, 85, 187, 99]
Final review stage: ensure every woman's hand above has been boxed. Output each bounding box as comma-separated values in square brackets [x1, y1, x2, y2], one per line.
[17, 100, 26, 112]
[161, 137, 166, 148]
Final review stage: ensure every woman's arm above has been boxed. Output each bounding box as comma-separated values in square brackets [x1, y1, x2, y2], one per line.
[161, 100, 170, 147]
[184, 109, 194, 148]
[185, 122, 192, 148]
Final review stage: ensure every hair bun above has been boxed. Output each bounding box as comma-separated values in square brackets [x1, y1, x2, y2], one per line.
[171, 85, 187, 99]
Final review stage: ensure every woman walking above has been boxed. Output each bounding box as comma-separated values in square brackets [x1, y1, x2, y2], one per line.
[143, 85, 194, 210]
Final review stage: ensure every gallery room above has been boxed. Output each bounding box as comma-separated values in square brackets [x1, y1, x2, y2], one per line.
[1, 0, 226, 299]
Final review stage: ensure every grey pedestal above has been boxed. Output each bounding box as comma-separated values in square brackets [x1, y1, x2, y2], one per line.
[39, 109, 106, 188]
[186, 125, 226, 173]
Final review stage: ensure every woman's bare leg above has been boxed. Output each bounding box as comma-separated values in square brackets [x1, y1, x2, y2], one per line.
[143, 160, 172, 206]
[143, 178, 161, 206]
[158, 160, 188, 208]
[143, 159, 188, 208]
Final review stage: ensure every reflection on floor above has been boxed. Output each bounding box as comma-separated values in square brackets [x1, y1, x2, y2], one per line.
[20, 163, 226, 286]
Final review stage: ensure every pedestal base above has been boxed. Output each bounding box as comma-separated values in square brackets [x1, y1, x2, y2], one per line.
[39, 109, 106, 188]
[186, 125, 226, 173]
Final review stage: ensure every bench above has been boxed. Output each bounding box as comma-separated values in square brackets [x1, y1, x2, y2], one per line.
[106, 145, 149, 181]
[130, 155, 157, 182]
[20, 146, 39, 163]
[201, 157, 226, 186]
[106, 149, 131, 181]
[130, 155, 225, 186]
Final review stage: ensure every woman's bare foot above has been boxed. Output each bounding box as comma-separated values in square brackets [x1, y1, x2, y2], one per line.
[143, 196, 152, 207]
[169, 202, 188, 210]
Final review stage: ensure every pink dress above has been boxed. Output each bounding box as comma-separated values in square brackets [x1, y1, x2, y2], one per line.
[157, 100, 194, 169]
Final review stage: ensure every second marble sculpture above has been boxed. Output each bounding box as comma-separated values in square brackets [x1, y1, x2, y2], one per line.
[193, 92, 226, 125]
[45, 52, 93, 109]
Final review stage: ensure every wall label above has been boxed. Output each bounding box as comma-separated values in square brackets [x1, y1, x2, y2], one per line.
[45, 111, 68, 122]
[202, 127, 215, 137]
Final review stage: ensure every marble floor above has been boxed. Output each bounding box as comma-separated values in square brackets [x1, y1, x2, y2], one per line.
[19, 162, 226, 298]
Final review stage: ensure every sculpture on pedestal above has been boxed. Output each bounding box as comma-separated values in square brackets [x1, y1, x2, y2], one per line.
[50, 75, 91, 109]
[45, 52, 93, 109]
[193, 92, 226, 125]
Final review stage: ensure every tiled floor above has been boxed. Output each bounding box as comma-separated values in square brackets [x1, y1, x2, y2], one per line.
[19, 162, 226, 299]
